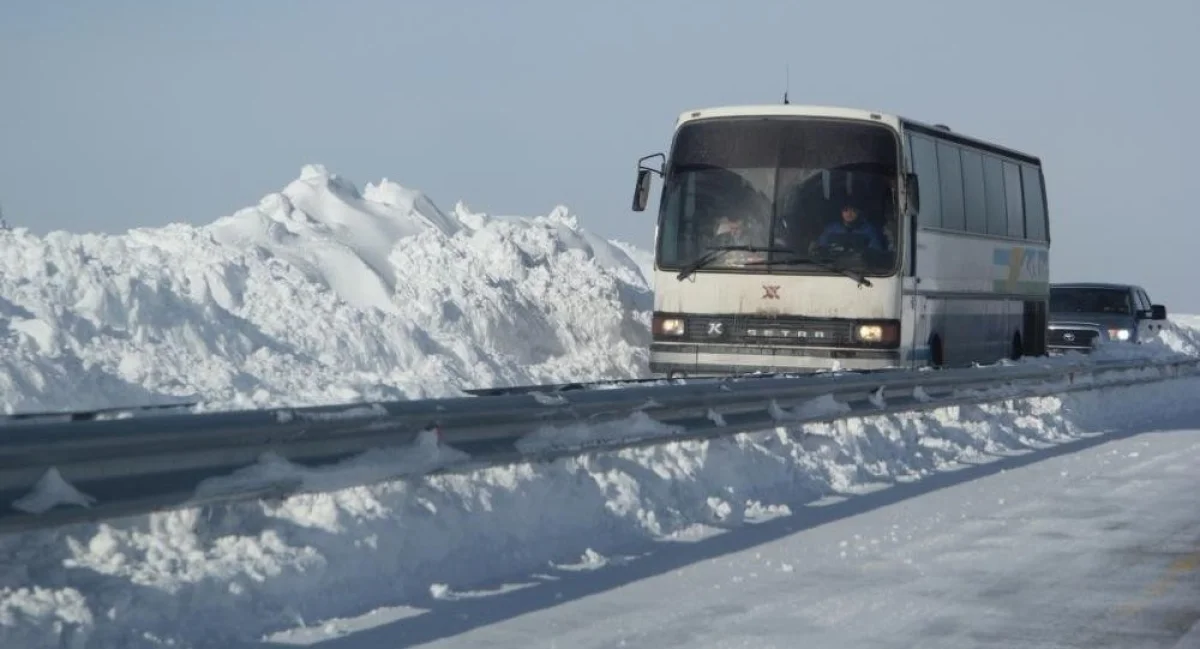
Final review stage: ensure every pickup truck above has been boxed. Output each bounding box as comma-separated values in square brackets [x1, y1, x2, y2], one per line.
[1047, 282, 1167, 353]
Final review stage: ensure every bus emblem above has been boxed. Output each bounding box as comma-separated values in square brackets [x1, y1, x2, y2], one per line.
[707, 322, 724, 336]
[762, 285, 781, 299]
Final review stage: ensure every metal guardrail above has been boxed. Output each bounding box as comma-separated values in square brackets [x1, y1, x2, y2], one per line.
[0, 355, 1196, 535]
[456, 368, 890, 396]
[0, 400, 201, 424]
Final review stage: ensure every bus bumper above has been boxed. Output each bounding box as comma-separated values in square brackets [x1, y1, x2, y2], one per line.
[649, 343, 902, 376]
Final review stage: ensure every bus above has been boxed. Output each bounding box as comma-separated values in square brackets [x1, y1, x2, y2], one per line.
[631, 104, 1050, 376]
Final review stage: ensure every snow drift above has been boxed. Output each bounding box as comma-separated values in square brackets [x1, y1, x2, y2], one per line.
[4, 374, 1200, 648]
[0, 165, 652, 414]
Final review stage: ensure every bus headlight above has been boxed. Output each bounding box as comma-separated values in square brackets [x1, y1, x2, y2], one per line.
[853, 320, 900, 346]
[858, 324, 884, 342]
[654, 316, 685, 336]
[1108, 328, 1131, 341]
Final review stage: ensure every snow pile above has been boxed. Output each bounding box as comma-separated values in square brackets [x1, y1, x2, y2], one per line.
[609, 239, 655, 282]
[0, 165, 652, 413]
[11, 468, 97, 515]
[1156, 314, 1200, 355]
[4, 376, 1200, 648]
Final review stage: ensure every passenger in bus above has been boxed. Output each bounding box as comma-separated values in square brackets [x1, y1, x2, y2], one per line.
[707, 214, 775, 263]
[711, 215, 751, 245]
[813, 203, 887, 253]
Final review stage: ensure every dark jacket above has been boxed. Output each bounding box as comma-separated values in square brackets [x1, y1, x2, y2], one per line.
[817, 218, 886, 251]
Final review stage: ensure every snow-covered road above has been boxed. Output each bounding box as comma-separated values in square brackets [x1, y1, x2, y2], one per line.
[268, 423, 1200, 649]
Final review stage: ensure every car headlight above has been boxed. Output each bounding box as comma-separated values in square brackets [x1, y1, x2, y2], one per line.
[1108, 328, 1131, 341]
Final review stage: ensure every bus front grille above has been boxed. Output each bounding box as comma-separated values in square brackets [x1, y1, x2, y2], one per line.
[682, 315, 856, 347]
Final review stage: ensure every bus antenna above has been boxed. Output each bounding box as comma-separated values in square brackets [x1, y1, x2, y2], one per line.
[782, 64, 790, 104]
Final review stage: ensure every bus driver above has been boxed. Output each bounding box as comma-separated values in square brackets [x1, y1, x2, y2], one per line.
[812, 202, 887, 254]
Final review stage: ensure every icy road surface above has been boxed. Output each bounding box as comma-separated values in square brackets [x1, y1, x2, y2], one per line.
[265, 427, 1200, 649]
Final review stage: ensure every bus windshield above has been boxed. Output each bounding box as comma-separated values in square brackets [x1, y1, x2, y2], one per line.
[656, 117, 900, 276]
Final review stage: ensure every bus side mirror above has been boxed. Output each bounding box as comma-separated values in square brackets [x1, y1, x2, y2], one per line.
[1152, 304, 1167, 320]
[633, 168, 653, 212]
[632, 152, 665, 212]
[905, 172, 920, 214]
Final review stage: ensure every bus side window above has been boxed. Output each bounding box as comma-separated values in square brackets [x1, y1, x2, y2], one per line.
[907, 133, 942, 276]
[908, 134, 941, 229]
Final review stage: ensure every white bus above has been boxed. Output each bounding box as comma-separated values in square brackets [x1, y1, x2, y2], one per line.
[631, 104, 1050, 376]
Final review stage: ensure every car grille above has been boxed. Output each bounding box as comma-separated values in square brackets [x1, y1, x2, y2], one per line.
[678, 315, 856, 347]
[1049, 328, 1099, 347]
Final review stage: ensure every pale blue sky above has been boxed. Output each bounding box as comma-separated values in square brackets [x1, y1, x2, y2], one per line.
[2, 0, 1197, 308]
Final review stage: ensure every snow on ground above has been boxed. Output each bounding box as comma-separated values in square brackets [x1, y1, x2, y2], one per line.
[398, 417, 1200, 649]
[0, 164, 652, 414]
[4, 372, 1200, 648]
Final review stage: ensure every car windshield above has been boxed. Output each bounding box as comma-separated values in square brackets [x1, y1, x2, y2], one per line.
[1050, 287, 1132, 315]
[655, 117, 899, 276]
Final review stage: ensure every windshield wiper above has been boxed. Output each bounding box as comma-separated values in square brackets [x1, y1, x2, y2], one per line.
[741, 255, 874, 288]
[675, 245, 791, 281]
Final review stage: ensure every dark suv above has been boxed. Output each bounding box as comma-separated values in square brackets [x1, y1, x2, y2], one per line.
[1047, 283, 1168, 353]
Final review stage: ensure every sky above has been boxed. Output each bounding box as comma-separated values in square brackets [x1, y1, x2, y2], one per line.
[1, 0, 1198, 309]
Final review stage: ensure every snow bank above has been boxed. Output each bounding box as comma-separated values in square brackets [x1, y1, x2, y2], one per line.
[0, 165, 652, 413]
[4, 374, 1200, 648]
[1157, 315, 1200, 355]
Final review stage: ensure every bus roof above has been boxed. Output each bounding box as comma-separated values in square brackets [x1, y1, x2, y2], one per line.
[675, 104, 896, 126]
[674, 104, 1041, 166]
